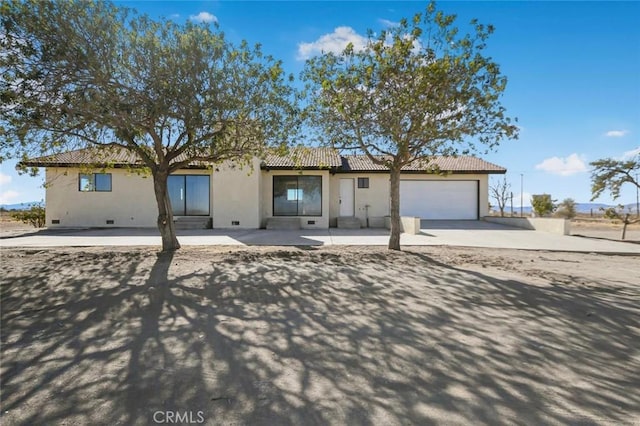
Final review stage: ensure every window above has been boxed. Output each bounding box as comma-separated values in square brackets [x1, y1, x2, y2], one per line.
[168, 175, 210, 216]
[287, 188, 303, 201]
[357, 177, 369, 189]
[273, 175, 322, 216]
[79, 173, 112, 192]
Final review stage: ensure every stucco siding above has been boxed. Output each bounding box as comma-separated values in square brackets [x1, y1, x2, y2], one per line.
[329, 172, 490, 226]
[44, 165, 490, 229]
[45, 167, 213, 228]
[260, 170, 330, 229]
[329, 174, 390, 227]
[45, 167, 158, 227]
[212, 159, 261, 229]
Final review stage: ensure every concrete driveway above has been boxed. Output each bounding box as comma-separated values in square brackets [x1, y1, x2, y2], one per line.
[1, 220, 639, 253]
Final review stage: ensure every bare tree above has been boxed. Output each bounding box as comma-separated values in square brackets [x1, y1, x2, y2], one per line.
[601, 206, 640, 240]
[489, 176, 510, 217]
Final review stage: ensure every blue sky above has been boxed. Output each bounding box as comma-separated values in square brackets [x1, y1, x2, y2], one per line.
[1, 1, 639, 207]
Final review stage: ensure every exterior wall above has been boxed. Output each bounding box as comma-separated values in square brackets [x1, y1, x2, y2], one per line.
[383, 216, 421, 234]
[329, 172, 490, 227]
[45, 167, 158, 227]
[45, 167, 211, 228]
[212, 159, 261, 229]
[329, 174, 390, 227]
[260, 169, 330, 229]
[45, 164, 493, 229]
[483, 216, 570, 235]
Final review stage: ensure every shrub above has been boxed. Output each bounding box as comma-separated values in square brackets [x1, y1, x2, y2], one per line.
[555, 198, 577, 219]
[601, 205, 639, 240]
[11, 205, 46, 228]
[531, 194, 556, 217]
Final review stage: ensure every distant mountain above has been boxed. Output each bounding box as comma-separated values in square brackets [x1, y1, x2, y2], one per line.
[492, 202, 639, 216]
[0, 201, 43, 210]
[576, 203, 639, 214]
[500, 206, 533, 215]
[574, 203, 611, 214]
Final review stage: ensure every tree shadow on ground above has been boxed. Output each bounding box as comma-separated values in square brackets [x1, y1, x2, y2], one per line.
[1, 247, 638, 425]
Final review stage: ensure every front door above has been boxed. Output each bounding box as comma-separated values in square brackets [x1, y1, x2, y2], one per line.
[168, 175, 210, 216]
[339, 178, 354, 216]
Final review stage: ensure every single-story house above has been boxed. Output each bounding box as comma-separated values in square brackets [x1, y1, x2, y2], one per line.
[22, 146, 506, 229]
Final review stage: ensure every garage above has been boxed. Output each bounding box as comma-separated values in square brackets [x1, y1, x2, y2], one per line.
[400, 180, 479, 220]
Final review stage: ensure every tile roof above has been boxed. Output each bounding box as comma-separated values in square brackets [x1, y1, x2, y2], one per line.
[21, 144, 208, 168]
[23, 146, 505, 173]
[263, 147, 342, 169]
[342, 155, 506, 173]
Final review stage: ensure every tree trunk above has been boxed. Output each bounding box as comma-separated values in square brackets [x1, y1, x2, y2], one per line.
[621, 214, 629, 240]
[388, 168, 401, 251]
[152, 169, 181, 252]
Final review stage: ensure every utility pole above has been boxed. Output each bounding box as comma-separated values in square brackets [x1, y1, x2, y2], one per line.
[510, 192, 514, 216]
[520, 173, 524, 217]
[636, 173, 639, 218]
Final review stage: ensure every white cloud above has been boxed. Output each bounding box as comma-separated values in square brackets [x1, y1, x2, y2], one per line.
[378, 18, 400, 28]
[169, 13, 180, 19]
[189, 12, 217, 24]
[0, 190, 19, 204]
[535, 153, 587, 176]
[297, 27, 368, 60]
[605, 130, 629, 137]
[621, 147, 640, 159]
[0, 171, 11, 186]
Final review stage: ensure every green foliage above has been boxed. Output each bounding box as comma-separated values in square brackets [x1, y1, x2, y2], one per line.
[531, 194, 555, 217]
[1, 0, 299, 250]
[301, 1, 518, 249]
[11, 204, 45, 228]
[590, 156, 640, 201]
[601, 205, 640, 240]
[602, 206, 622, 221]
[1, 0, 299, 165]
[555, 198, 576, 219]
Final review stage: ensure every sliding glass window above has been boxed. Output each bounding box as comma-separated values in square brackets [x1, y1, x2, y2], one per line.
[168, 175, 210, 216]
[273, 175, 322, 216]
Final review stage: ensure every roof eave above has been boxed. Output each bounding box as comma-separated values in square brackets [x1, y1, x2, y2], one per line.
[260, 165, 341, 171]
[19, 161, 209, 170]
[335, 169, 507, 174]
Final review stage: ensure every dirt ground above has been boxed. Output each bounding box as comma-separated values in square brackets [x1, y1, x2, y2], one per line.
[1, 245, 638, 425]
[0, 213, 34, 238]
[570, 218, 640, 242]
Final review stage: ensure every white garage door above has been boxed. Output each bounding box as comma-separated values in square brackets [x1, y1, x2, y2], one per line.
[400, 180, 478, 220]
